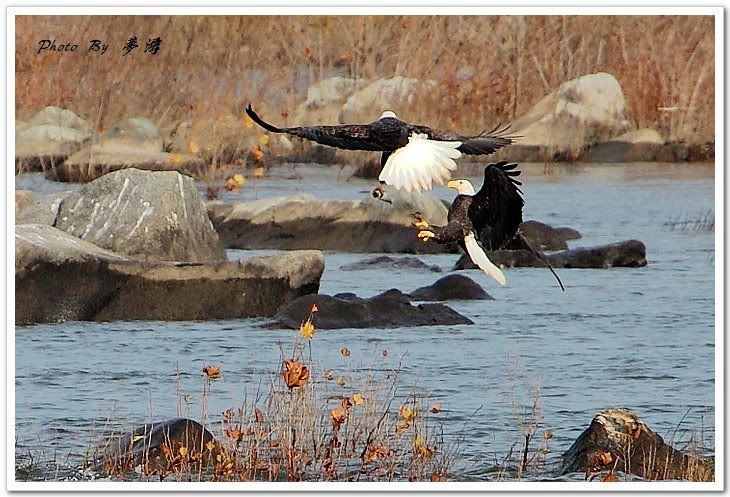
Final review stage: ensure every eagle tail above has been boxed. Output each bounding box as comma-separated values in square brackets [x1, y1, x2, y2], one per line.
[245, 104, 283, 133]
[464, 232, 507, 286]
[509, 233, 565, 291]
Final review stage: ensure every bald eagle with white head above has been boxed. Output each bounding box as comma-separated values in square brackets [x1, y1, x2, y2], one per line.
[245, 104, 514, 194]
[415, 161, 564, 290]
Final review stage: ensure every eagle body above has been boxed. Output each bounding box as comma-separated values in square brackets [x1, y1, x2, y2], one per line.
[417, 161, 564, 290]
[245, 104, 514, 193]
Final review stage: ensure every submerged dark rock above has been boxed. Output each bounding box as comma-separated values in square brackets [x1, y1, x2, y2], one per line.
[409, 274, 493, 301]
[519, 220, 581, 251]
[340, 255, 441, 272]
[546, 239, 647, 268]
[455, 240, 647, 270]
[271, 289, 473, 329]
[558, 408, 713, 481]
[95, 418, 220, 476]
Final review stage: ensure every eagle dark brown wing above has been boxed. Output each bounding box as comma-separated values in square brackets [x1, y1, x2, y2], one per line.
[245, 104, 407, 151]
[407, 122, 516, 156]
[467, 161, 524, 250]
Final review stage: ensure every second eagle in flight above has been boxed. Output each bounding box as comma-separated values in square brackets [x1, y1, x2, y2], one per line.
[245, 104, 513, 194]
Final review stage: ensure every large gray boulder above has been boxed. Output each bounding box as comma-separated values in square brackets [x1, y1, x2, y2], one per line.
[26, 105, 92, 131]
[52, 168, 226, 263]
[56, 117, 204, 182]
[15, 191, 70, 225]
[15, 224, 324, 324]
[208, 188, 450, 254]
[509, 72, 632, 157]
[291, 76, 367, 125]
[580, 128, 670, 163]
[339, 76, 437, 123]
[16, 106, 92, 172]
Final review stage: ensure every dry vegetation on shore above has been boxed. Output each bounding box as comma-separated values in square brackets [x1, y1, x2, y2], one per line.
[16, 15, 714, 144]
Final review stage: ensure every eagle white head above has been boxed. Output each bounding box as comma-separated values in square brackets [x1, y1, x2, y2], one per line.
[447, 179, 476, 196]
[379, 110, 397, 120]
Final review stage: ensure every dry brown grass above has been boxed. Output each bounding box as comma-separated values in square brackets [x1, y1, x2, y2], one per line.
[87, 313, 455, 482]
[16, 15, 714, 144]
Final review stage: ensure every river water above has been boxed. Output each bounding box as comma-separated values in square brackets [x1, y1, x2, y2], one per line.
[14, 163, 716, 481]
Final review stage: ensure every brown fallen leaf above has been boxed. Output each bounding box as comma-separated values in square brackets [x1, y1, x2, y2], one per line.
[282, 360, 309, 389]
[202, 365, 221, 380]
[330, 407, 348, 429]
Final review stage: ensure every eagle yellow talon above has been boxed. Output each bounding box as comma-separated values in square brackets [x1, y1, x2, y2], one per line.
[418, 230, 436, 242]
[412, 212, 430, 229]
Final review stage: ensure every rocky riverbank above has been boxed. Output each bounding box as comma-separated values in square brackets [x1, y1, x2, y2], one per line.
[16, 72, 713, 184]
[15, 169, 324, 325]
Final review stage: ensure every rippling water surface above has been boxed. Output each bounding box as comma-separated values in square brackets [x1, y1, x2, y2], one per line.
[14, 163, 716, 481]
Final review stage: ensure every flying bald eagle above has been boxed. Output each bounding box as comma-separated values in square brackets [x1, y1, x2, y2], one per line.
[415, 161, 564, 290]
[245, 104, 514, 194]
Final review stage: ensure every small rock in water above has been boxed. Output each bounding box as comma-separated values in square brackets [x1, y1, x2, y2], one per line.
[270, 289, 473, 329]
[409, 274, 493, 301]
[340, 255, 442, 272]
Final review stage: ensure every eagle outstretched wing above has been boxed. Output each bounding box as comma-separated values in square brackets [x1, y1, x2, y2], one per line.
[245, 104, 405, 151]
[407, 123, 516, 156]
[468, 161, 524, 250]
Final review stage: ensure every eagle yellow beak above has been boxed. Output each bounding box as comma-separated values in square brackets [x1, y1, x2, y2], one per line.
[447, 180, 460, 189]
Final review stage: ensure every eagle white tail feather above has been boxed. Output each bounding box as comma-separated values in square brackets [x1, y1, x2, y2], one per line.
[464, 232, 507, 286]
[379, 133, 462, 193]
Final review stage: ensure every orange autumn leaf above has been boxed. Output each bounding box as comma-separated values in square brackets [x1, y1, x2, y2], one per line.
[311, 303, 319, 313]
[224, 426, 243, 442]
[330, 407, 348, 429]
[224, 173, 245, 192]
[254, 408, 264, 424]
[282, 359, 309, 389]
[323, 370, 334, 381]
[270, 438, 280, 448]
[336, 376, 346, 387]
[363, 442, 389, 463]
[430, 402, 442, 414]
[341, 397, 353, 410]
[202, 365, 221, 380]
[396, 420, 411, 433]
[222, 408, 234, 421]
[399, 405, 416, 422]
[352, 393, 365, 406]
[602, 473, 620, 482]
[593, 451, 613, 466]
[430, 473, 443, 482]
[340, 348, 351, 357]
[170, 153, 183, 166]
[178, 446, 189, 458]
[251, 145, 265, 163]
[254, 165, 265, 177]
[414, 434, 435, 459]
